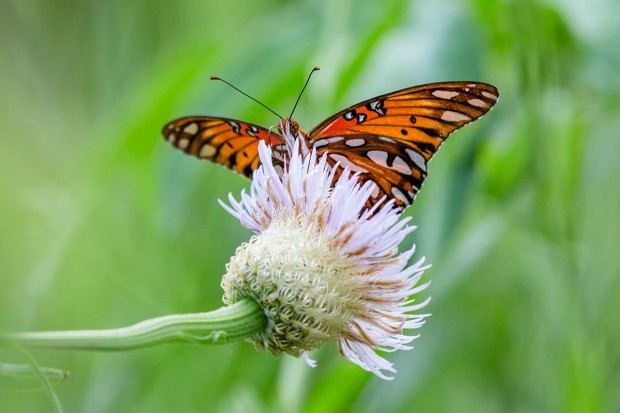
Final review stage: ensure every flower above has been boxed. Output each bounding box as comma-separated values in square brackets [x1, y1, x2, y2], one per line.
[219, 135, 431, 380]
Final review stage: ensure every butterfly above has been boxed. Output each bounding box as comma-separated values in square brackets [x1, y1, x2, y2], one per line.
[162, 80, 499, 210]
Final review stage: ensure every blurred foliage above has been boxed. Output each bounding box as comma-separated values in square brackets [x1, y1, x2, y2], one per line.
[1, 0, 619, 411]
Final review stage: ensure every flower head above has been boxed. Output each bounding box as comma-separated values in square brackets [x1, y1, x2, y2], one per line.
[219, 137, 431, 380]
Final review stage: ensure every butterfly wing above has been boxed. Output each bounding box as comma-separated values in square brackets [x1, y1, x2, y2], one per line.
[162, 116, 286, 178]
[307, 81, 499, 208]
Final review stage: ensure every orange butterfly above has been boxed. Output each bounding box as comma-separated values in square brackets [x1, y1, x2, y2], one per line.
[162, 74, 498, 210]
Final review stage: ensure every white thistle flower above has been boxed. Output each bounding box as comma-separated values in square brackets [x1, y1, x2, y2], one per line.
[219, 135, 431, 380]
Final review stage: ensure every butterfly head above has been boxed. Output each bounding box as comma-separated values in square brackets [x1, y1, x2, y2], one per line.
[277, 118, 310, 158]
[278, 118, 307, 139]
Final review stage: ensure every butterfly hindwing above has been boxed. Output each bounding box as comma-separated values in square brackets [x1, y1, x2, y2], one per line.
[163, 116, 286, 178]
[311, 134, 427, 207]
[307, 81, 499, 208]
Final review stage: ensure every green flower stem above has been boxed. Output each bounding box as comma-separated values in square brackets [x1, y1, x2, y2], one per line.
[1, 298, 265, 352]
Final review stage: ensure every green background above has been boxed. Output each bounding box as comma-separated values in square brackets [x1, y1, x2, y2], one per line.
[1, 0, 619, 411]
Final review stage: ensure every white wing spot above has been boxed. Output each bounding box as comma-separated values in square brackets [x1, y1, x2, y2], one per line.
[432, 90, 460, 100]
[178, 138, 190, 150]
[378, 136, 396, 143]
[329, 153, 368, 173]
[313, 136, 344, 148]
[405, 148, 427, 172]
[468, 98, 488, 108]
[329, 154, 369, 173]
[481, 91, 498, 101]
[274, 164, 284, 176]
[441, 111, 472, 122]
[391, 187, 409, 204]
[272, 150, 283, 160]
[199, 144, 216, 158]
[392, 156, 412, 175]
[368, 151, 412, 174]
[407, 190, 415, 199]
[167, 133, 176, 143]
[467, 83, 477, 87]
[345, 138, 366, 147]
[183, 123, 199, 134]
[371, 185, 380, 198]
[367, 150, 389, 168]
[313, 139, 329, 148]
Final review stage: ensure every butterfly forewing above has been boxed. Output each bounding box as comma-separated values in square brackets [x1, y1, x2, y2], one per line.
[307, 81, 499, 208]
[163, 116, 286, 178]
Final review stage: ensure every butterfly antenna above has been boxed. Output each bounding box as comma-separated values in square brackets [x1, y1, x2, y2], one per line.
[289, 66, 320, 119]
[210, 76, 283, 119]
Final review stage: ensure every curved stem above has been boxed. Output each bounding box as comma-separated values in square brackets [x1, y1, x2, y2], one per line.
[1, 298, 265, 352]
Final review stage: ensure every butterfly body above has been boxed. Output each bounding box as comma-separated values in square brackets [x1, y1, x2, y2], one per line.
[163, 81, 499, 210]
